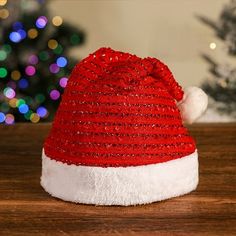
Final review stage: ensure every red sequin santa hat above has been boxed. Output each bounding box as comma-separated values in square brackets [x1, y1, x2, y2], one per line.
[41, 47, 208, 206]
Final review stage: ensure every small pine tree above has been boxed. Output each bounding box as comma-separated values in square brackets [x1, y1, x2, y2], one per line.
[0, 0, 85, 124]
[198, 0, 236, 118]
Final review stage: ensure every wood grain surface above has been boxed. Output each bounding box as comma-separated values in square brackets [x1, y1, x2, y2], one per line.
[0, 123, 235, 236]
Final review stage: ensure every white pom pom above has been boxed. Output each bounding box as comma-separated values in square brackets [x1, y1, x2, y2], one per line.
[178, 86, 208, 124]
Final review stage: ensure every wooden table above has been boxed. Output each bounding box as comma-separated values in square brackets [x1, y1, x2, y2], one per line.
[0, 123, 235, 235]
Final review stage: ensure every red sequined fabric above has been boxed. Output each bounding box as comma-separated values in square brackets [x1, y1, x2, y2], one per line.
[44, 47, 196, 167]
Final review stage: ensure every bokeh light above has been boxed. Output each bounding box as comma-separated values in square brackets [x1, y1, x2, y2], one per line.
[0, 0, 85, 124]
[24, 96, 33, 105]
[16, 99, 25, 107]
[24, 110, 33, 120]
[0, 49, 7, 61]
[30, 113, 40, 123]
[59, 77, 68, 88]
[50, 89, 60, 100]
[17, 29, 26, 39]
[49, 63, 59, 74]
[18, 78, 29, 89]
[9, 32, 21, 43]
[7, 81, 16, 89]
[0, 9, 9, 19]
[28, 28, 38, 39]
[39, 51, 49, 61]
[9, 98, 18, 108]
[11, 70, 21, 80]
[37, 106, 48, 118]
[53, 44, 63, 54]
[0, 112, 5, 123]
[56, 56, 67, 67]
[1, 102, 9, 112]
[35, 94, 45, 103]
[3, 44, 11, 54]
[19, 104, 29, 114]
[4, 87, 16, 99]
[0, 0, 7, 6]
[25, 65, 36, 76]
[28, 55, 38, 64]
[13, 21, 23, 30]
[5, 114, 14, 125]
[0, 67, 7, 78]
[70, 34, 80, 45]
[48, 39, 58, 49]
[36, 16, 48, 29]
[52, 16, 63, 26]
[210, 42, 216, 50]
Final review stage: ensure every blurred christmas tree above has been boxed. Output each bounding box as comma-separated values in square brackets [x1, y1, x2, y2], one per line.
[0, 0, 85, 124]
[198, 0, 236, 121]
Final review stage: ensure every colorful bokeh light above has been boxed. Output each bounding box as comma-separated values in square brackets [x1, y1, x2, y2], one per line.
[19, 104, 29, 114]
[11, 70, 21, 80]
[37, 106, 48, 118]
[0, 0, 7, 6]
[56, 56, 67, 67]
[53, 44, 63, 54]
[28, 55, 38, 65]
[0, 67, 7, 78]
[13, 21, 23, 30]
[59, 77, 68, 88]
[28, 28, 38, 39]
[0, 50, 7, 61]
[36, 16, 48, 29]
[0, 9, 9, 19]
[0, 0, 84, 124]
[3, 44, 11, 53]
[35, 94, 45, 103]
[50, 89, 60, 100]
[49, 63, 59, 74]
[5, 114, 14, 125]
[24, 110, 33, 120]
[1, 102, 9, 112]
[18, 78, 29, 89]
[4, 87, 16, 99]
[48, 39, 58, 49]
[30, 113, 40, 123]
[0, 112, 5, 123]
[7, 81, 16, 89]
[17, 29, 26, 39]
[25, 65, 36, 76]
[70, 34, 80, 45]
[24, 96, 33, 105]
[9, 32, 21, 43]
[39, 51, 49, 61]
[9, 98, 18, 108]
[52, 16, 63, 26]
[16, 99, 25, 107]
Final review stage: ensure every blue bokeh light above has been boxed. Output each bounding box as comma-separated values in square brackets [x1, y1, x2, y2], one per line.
[17, 29, 26, 39]
[18, 78, 29, 89]
[36, 16, 48, 29]
[19, 104, 29, 114]
[56, 56, 67, 67]
[9, 32, 21, 43]
[36, 106, 47, 118]
[0, 112, 5, 123]
[13, 22, 23, 31]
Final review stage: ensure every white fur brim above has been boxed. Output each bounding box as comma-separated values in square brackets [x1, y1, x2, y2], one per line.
[41, 150, 198, 206]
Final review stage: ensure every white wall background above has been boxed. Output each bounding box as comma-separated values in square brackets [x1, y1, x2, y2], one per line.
[49, 0, 230, 87]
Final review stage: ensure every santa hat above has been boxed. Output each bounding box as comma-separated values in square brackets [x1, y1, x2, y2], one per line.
[41, 47, 208, 206]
